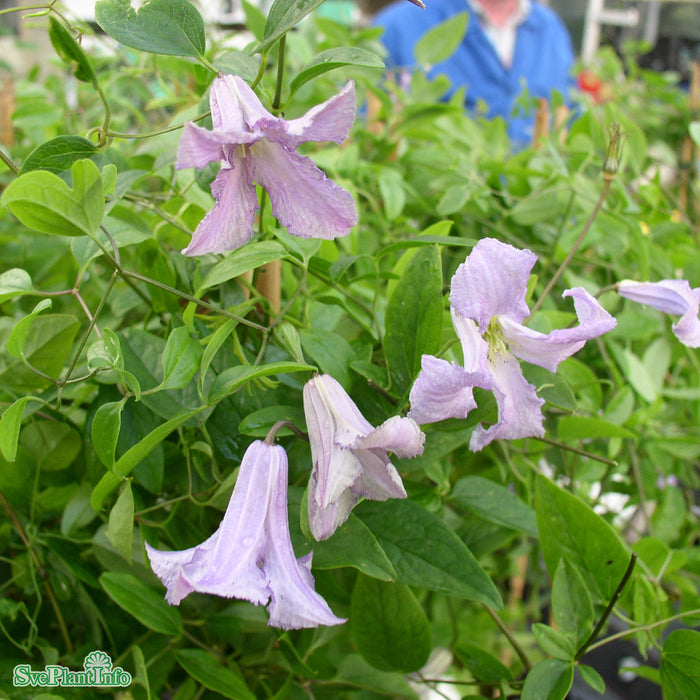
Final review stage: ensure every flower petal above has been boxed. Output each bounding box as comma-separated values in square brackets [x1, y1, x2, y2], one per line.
[470, 351, 545, 451]
[408, 355, 479, 424]
[352, 448, 407, 501]
[145, 440, 275, 605]
[618, 279, 700, 347]
[500, 287, 616, 372]
[176, 122, 227, 170]
[249, 140, 357, 239]
[182, 162, 258, 255]
[262, 449, 346, 629]
[307, 482, 360, 542]
[303, 376, 365, 510]
[450, 238, 536, 328]
[211, 74, 271, 132]
[355, 415, 425, 458]
[618, 279, 694, 316]
[274, 81, 356, 147]
[408, 313, 492, 424]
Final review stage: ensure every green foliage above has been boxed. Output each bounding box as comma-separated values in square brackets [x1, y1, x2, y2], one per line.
[0, 3, 698, 699]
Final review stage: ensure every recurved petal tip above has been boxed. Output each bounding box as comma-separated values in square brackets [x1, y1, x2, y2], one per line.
[406, 0, 425, 7]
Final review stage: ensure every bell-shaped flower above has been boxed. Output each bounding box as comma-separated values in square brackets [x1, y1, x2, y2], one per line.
[409, 238, 616, 451]
[618, 279, 700, 347]
[177, 74, 358, 255]
[303, 374, 425, 541]
[144, 440, 345, 630]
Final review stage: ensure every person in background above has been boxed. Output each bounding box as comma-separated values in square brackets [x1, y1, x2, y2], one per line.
[372, 0, 574, 146]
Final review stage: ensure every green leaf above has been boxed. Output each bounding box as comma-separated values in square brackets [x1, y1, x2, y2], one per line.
[378, 168, 406, 221]
[521, 659, 574, 700]
[199, 319, 237, 394]
[48, 16, 98, 86]
[384, 245, 443, 390]
[1, 159, 104, 237]
[350, 576, 432, 673]
[259, 0, 326, 53]
[6, 299, 52, 358]
[289, 48, 383, 96]
[557, 415, 635, 441]
[61, 483, 98, 535]
[300, 328, 354, 390]
[238, 405, 306, 438]
[661, 629, 700, 700]
[175, 649, 256, 700]
[24, 421, 82, 471]
[196, 241, 286, 294]
[0, 314, 79, 390]
[213, 49, 261, 83]
[510, 187, 571, 226]
[288, 488, 397, 581]
[100, 572, 183, 635]
[106, 481, 134, 561]
[20, 136, 99, 175]
[451, 475, 538, 537]
[691, 121, 700, 147]
[454, 643, 513, 683]
[578, 664, 606, 695]
[356, 499, 502, 607]
[551, 559, 594, 645]
[95, 0, 206, 58]
[334, 655, 419, 698]
[207, 362, 316, 404]
[131, 646, 152, 700]
[522, 363, 577, 412]
[160, 326, 203, 390]
[414, 12, 469, 66]
[0, 268, 35, 303]
[535, 475, 630, 601]
[0, 396, 44, 462]
[532, 623, 575, 661]
[91, 406, 207, 509]
[242, 0, 266, 42]
[91, 400, 125, 468]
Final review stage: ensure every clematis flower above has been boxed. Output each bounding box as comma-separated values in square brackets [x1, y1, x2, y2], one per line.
[409, 238, 616, 451]
[618, 279, 700, 347]
[144, 440, 345, 630]
[303, 374, 425, 541]
[177, 74, 357, 255]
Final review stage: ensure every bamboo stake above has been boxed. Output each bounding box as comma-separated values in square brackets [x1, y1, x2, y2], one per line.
[256, 259, 281, 315]
[0, 79, 15, 147]
[531, 98, 549, 150]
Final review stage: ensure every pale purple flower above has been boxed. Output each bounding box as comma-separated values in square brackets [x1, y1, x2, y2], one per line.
[303, 374, 425, 541]
[618, 279, 700, 347]
[177, 74, 357, 255]
[144, 440, 345, 630]
[409, 238, 617, 451]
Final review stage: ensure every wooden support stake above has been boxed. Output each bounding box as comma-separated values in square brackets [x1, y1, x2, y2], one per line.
[255, 259, 281, 315]
[0, 79, 15, 148]
[532, 98, 550, 150]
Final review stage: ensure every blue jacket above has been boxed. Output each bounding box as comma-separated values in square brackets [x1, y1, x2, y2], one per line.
[373, 0, 574, 145]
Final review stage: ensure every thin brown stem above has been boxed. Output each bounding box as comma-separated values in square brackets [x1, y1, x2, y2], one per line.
[575, 553, 637, 661]
[530, 178, 612, 316]
[483, 603, 532, 671]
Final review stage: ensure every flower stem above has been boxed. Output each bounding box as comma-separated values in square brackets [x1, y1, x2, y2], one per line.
[272, 35, 286, 112]
[534, 436, 618, 467]
[264, 420, 308, 445]
[585, 607, 700, 655]
[575, 553, 637, 660]
[530, 178, 612, 316]
[482, 604, 532, 671]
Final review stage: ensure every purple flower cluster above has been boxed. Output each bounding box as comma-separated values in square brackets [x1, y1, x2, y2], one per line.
[150, 74, 700, 631]
[408, 238, 617, 450]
